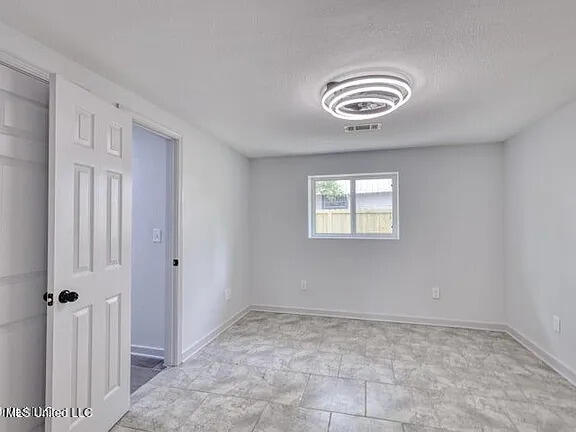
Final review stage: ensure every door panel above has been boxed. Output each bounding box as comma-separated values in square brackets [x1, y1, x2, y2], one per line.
[0, 88, 48, 141]
[0, 164, 47, 276]
[70, 306, 93, 414]
[73, 164, 94, 273]
[106, 172, 122, 266]
[104, 294, 121, 396]
[47, 74, 132, 432]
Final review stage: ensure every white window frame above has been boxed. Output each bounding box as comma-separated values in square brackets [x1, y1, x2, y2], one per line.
[308, 172, 399, 240]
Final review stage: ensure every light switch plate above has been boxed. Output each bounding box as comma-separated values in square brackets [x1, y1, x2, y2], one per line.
[152, 228, 162, 243]
[553, 315, 561, 333]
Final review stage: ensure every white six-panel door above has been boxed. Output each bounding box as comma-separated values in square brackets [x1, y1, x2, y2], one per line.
[46, 74, 132, 432]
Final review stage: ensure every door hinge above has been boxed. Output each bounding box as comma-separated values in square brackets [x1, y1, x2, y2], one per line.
[173, 258, 179, 267]
[43, 292, 54, 306]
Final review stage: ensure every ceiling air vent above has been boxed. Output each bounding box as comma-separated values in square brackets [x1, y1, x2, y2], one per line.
[344, 123, 382, 133]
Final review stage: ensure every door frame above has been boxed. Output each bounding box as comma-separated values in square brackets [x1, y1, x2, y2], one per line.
[0, 51, 50, 82]
[131, 114, 183, 367]
[0, 51, 184, 369]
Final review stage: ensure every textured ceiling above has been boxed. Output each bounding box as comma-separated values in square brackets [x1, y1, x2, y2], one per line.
[1, 0, 576, 157]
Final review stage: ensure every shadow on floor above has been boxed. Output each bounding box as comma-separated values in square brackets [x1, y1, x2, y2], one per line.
[131, 354, 165, 393]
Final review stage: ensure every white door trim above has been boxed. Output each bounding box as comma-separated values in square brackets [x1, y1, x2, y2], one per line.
[131, 113, 183, 367]
[0, 50, 50, 82]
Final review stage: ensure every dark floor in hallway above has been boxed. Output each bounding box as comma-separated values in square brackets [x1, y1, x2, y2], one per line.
[131, 354, 165, 393]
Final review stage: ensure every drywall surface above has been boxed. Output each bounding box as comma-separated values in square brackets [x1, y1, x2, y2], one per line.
[180, 137, 251, 355]
[131, 126, 169, 355]
[251, 144, 505, 324]
[0, 22, 252, 364]
[505, 101, 576, 375]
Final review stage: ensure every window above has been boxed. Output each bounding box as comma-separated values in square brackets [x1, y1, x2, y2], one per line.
[308, 172, 398, 239]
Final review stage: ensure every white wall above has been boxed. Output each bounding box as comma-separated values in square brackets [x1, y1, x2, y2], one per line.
[504, 101, 576, 377]
[251, 143, 505, 325]
[181, 139, 251, 356]
[131, 126, 169, 355]
[0, 20, 252, 422]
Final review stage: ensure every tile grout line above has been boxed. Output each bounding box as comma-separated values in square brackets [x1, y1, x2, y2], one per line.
[249, 401, 269, 432]
[364, 380, 367, 417]
[298, 373, 313, 407]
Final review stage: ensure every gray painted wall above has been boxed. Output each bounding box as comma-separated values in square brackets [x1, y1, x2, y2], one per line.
[505, 100, 576, 375]
[250, 143, 505, 324]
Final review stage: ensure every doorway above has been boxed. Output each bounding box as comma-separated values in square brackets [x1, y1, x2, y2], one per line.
[130, 123, 181, 392]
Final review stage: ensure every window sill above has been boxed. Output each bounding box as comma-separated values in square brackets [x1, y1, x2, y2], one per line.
[308, 235, 399, 240]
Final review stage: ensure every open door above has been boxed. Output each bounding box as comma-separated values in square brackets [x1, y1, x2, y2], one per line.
[46, 75, 132, 432]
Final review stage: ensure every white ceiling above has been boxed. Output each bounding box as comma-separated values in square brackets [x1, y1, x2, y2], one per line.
[1, 1, 576, 157]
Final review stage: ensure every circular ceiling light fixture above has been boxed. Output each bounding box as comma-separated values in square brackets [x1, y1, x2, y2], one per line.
[321, 74, 412, 120]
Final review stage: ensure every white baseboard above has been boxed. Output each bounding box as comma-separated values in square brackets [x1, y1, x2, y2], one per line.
[251, 304, 507, 332]
[505, 325, 576, 387]
[131, 344, 164, 359]
[181, 306, 251, 363]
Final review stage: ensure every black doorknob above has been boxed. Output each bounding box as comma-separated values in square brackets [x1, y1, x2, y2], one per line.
[58, 290, 79, 304]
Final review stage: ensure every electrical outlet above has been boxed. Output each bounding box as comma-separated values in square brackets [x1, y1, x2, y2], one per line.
[553, 315, 561, 333]
[432, 287, 440, 300]
[300, 280, 308, 291]
[224, 289, 231, 301]
[152, 228, 162, 243]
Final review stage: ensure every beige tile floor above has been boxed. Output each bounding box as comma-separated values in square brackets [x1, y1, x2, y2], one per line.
[113, 311, 576, 431]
